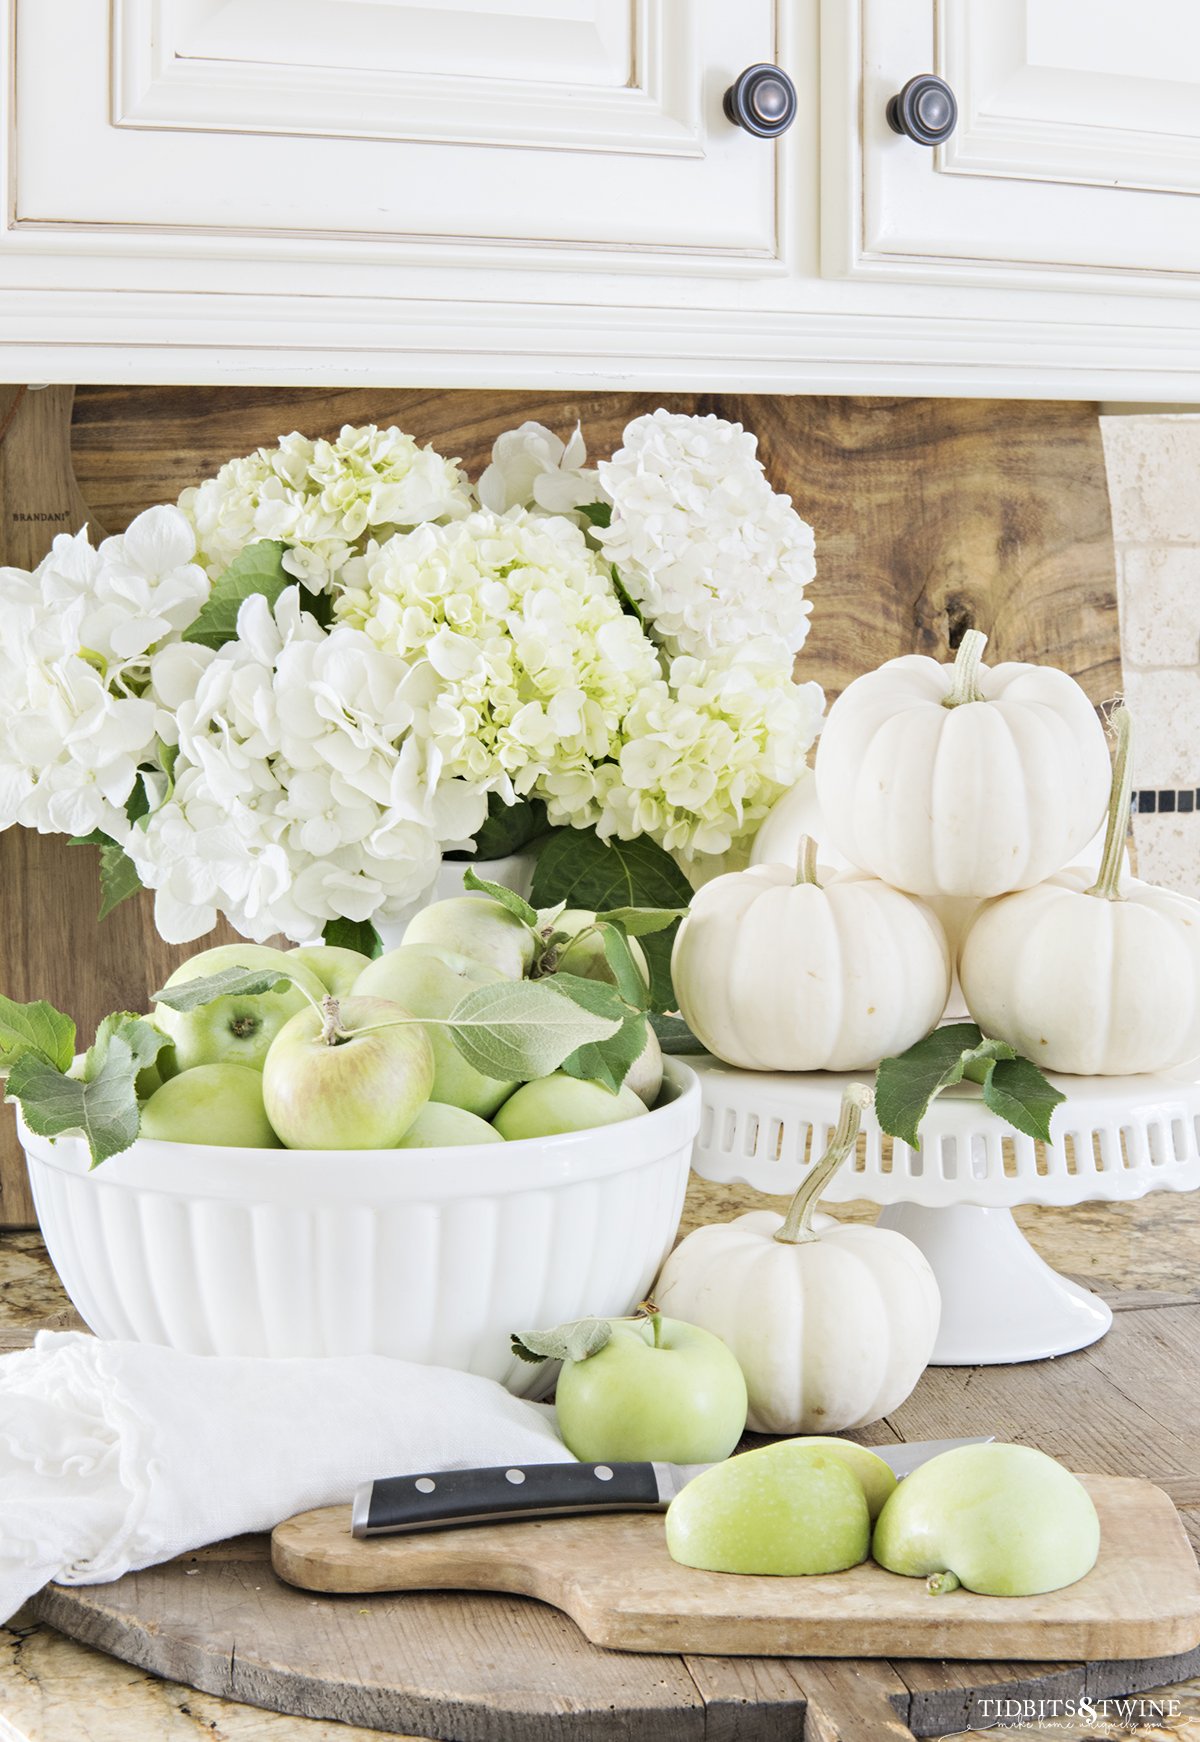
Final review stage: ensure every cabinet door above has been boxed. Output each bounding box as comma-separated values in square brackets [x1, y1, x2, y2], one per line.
[14, 0, 784, 269]
[826, 0, 1200, 284]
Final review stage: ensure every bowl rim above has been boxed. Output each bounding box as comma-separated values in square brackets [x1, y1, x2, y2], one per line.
[17, 1057, 701, 1200]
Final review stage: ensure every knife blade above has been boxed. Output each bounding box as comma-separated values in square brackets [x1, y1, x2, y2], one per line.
[350, 1436, 994, 1538]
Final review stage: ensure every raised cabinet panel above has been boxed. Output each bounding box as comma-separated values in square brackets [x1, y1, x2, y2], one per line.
[15, 0, 782, 261]
[831, 0, 1200, 282]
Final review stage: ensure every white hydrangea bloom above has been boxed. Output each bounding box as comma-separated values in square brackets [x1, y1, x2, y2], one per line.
[337, 508, 662, 805]
[0, 506, 208, 840]
[597, 410, 816, 661]
[128, 587, 487, 943]
[554, 640, 823, 861]
[477, 422, 606, 519]
[180, 424, 473, 592]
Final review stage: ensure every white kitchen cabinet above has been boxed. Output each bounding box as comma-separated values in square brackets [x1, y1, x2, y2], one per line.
[6, 0, 1200, 396]
[17, 0, 781, 264]
[827, 0, 1200, 284]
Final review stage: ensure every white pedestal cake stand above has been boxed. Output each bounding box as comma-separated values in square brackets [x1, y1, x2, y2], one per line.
[688, 1057, 1200, 1365]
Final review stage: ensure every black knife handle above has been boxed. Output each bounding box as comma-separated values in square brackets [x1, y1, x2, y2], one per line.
[352, 1461, 661, 1537]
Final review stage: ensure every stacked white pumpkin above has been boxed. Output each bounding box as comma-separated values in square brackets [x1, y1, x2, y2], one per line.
[658, 630, 1200, 1433]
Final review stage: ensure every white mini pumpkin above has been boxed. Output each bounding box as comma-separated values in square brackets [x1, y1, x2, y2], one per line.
[671, 840, 951, 1072]
[960, 706, 1200, 1074]
[655, 1085, 940, 1433]
[814, 630, 1110, 899]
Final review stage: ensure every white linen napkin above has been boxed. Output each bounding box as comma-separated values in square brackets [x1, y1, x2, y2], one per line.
[0, 1331, 571, 1624]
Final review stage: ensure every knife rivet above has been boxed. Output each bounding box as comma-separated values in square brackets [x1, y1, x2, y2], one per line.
[505, 1468, 526, 1484]
[415, 1477, 436, 1493]
[594, 1465, 614, 1481]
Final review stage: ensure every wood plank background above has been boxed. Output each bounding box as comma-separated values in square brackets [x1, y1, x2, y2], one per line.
[0, 387, 1123, 1226]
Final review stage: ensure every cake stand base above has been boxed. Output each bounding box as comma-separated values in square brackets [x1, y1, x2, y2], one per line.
[877, 1203, 1113, 1365]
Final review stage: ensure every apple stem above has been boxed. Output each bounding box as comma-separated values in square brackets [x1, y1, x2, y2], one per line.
[1085, 704, 1133, 904]
[774, 1084, 873, 1246]
[942, 628, 987, 709]
[319, 995, 343, 1046]
[927, 1571, 961, 1596]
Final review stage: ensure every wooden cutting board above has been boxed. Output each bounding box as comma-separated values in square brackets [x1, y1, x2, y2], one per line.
[272, 1473, 1200, 1662]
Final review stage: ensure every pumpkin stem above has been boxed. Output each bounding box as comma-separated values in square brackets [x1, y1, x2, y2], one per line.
[1085, 705, 1133, 903]
[942, 628, 988, 709]
[796, 835, 822, 887]
[774, 1083, 873, 1245]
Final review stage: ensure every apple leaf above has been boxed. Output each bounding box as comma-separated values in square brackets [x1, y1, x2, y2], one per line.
[7, 1031, 142, 1169]
[596, 923, 651, 1009]
[85, 1012, 172, 1080]
[875, 1022, 1063, 1149]
[981, 1055, 1065, 1144]
[322, 916, 383, 958]
[511, 1316, 613, 1366]
[446, 979, 622, 1082]
[461, 866, 539, 930]
[649, 1011, 708, 1056]
[0, 996, 77, 1074]
[560, 1010, 648, 1094]
[150, 966, 297, 1012]
[594, 906, 688, 937]
[98, 842, 143, 921]
[181, 540, 290, 650]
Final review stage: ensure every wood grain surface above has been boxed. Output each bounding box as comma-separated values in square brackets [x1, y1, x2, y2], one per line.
[271, 1475, 1200, 1661]
[0, 386, 1122, 1229]
[28, 1297, 1200, 1742]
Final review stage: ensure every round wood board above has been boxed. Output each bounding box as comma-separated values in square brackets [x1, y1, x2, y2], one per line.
[30, 1537, 1200, 1742]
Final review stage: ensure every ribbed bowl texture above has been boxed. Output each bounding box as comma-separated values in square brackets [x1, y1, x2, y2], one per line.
[20, 1060, 699, 1398]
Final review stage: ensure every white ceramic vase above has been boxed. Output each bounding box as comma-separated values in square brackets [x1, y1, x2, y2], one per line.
[373, 847, 540, 953]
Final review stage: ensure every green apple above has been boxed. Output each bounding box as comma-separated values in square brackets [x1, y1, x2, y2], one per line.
[397, 1102, 505, 1148]
[624, 1026, 663, 1108]
[153, 943, 325, 1076]
[262, 995, 434, 1149]
[549, 909, 650, 991]
[872, 1443, 1101, 1596]
[353, 945, 517, 1117]
[492, 1073, 646, 1140]
[404, 897, 535, 981]
[666, 1442, 871, 1576]
[289, 944, 372, 999]
[138, 1062, 281, 1148]
[793, 1438, 896, 1520]
[555, 1315, 748, 1464]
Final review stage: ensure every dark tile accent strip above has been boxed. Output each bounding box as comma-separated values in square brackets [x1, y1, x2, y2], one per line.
[1134, 789, 1200, 814]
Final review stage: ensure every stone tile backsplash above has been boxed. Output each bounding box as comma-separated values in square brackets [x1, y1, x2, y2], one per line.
[1100, 414, 1200, 896]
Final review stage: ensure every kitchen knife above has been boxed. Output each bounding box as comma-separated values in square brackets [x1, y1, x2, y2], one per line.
[350, 1436, 994, 1538]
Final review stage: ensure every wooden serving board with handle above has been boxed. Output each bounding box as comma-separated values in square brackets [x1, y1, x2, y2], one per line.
[272, 1473, 1200, 1662]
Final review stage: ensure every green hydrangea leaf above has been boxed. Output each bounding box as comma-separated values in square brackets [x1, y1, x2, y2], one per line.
[458, 793, 555, 861]
[649, 1011, 708, 1055]
[98, 843, 143, 921]
[530, 830, 691, 1014]
[322, 916, 384, 959]
[181, 540, 290, 650]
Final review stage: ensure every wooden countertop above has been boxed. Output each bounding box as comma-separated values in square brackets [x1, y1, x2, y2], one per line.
[2, 1183, 1199, 1742]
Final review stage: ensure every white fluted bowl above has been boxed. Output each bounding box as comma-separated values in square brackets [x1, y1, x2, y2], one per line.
[18, 1061, 699, 1397]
